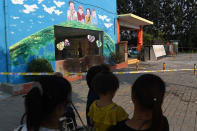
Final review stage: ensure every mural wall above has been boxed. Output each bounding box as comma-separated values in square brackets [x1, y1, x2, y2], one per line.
[4, 0, 117, 83]
[0, 0, 7, 83]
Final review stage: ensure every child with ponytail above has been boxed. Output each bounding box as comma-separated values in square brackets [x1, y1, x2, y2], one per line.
[109, 74, 169, 131]
[17, 75, 72, 131]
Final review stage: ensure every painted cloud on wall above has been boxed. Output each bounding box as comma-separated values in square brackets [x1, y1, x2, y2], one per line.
[38, 0, 44, 4]
[42, 5, 56, 14]
[106, 18, 110, 22]
[10, 24, 17, 27]
[38, 15, 45, 18]
[12, 16, 20, 20]
[98, 15, 108, 21]
[53, 1, 65, 8]
[98, 14, 113, 29]
[54, 10, 63, 15]
[104, 23, 113, 28]
[42, 5, 63, 15]
[11, 0, 24, 5]
[23, 4, 39, 14]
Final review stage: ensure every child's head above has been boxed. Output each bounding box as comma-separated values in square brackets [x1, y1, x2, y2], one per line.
[131, 74, 165, 131]
[78, 5, 83, 15]
[86, 64, 110, 88]
[92, 71, 119, 97]
[86, 8, 91, 16]
[92, 9, 96, 18]
[25, 76, 72, 131]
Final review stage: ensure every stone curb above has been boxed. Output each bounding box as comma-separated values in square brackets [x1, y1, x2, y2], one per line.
[0, 82, 34, 96]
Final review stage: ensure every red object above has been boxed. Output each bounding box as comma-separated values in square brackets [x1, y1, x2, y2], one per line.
[77, 12, 85, 22]
[13, 82, 34, 96]
[111, 62, 128, 70]
[117, 19, 120, 43]
[137, 26, 143, 51]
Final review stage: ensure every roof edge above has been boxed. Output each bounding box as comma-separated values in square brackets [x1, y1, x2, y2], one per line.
[118, 13, 154, 25]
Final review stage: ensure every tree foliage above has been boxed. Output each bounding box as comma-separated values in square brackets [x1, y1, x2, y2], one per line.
[117, 0, 197, 47]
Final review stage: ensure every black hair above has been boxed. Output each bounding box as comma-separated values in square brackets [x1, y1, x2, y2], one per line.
[92, 71, 119, 95]
[86, 8, 91, 14]
[25, 75, 72, 131]
[69, 1, 74, 6]
[86, 64, 110, 88]
[132, 74, 166, 131]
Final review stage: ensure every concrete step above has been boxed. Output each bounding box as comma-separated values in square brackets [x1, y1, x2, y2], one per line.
[0, 91, 11, 100]
[0, 82, 34, 98]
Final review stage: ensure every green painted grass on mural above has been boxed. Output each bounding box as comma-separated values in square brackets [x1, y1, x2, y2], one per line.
[57, 21, 102, 31]
[103, 32, 115, 56]
[9, 21, 115, 66]
[9, 26, 55, 65]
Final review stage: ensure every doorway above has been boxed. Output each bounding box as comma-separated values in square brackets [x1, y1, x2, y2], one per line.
[54, 26, 104, 72]
[54, 26, 103, 60]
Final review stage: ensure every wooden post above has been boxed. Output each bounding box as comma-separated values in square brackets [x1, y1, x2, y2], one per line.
[190, 54, 192, 62]
[194, 64, 196, 76]
[190, 49, 194, 61]
[163, 63, 166, 73]
[174, 55, 176, 60]
[136, 62, 139, 72]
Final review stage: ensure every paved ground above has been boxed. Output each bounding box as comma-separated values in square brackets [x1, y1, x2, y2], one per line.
[0, 53, 197, 131]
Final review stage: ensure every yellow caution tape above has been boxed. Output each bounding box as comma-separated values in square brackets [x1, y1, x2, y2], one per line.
[0, 69, 195, 76]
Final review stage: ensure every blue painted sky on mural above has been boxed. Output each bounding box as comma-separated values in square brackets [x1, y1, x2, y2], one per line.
[7, 0, 117, 46]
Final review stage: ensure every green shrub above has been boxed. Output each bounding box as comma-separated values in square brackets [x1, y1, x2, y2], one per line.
[26, 58, 54, 81]
[143, 33, 153, 45]
[110, 52, 123, 64]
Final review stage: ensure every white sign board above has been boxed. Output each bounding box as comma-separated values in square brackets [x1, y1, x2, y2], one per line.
[152, 45, 166, 58]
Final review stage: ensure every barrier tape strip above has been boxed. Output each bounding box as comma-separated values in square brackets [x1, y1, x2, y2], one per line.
[0, 69, 195, 76]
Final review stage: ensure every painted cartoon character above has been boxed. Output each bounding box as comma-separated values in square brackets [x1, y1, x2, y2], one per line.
[77, 5, 85, 23]
[67, 1, 77, 21]
[91, 9, 98, 25]
[64, 39, 70, 46]
[85, 8, 91, 24]
[57, 42, 65, 51]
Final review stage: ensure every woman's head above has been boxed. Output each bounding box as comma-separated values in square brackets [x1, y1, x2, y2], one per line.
[25, 75, 72, 131]
[92, 71, 119, 97]
[86, 8, 91, 16]
[86, 64, 110, 88]
[131, 74, 165, 131]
